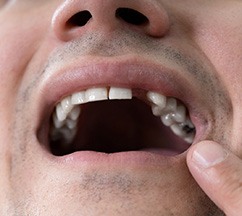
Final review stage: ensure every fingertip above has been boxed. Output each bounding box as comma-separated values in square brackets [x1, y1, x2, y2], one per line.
[187, 141, 228, 169]
[187, 141, 242, 215]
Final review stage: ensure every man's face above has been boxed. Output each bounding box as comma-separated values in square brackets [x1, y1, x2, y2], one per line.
[0, 0, 241, 215]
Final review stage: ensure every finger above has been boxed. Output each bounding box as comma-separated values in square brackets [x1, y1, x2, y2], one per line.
[186, 141, 242, 216]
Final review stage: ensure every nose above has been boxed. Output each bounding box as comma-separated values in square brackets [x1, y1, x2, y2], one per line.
[52, 0, 170, 41]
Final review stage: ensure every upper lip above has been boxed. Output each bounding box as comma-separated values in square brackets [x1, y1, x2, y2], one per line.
[36, 55, 210, 149]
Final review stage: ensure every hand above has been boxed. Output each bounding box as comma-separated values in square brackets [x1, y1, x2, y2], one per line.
[187, 141, 242, 216]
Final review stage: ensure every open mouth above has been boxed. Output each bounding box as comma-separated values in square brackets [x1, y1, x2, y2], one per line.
[48, 86, 195, 156]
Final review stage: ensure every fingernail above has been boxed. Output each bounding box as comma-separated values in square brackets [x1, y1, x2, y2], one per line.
[192, 142, 228, 168]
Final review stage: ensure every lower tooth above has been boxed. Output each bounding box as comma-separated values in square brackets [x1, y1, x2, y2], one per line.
[50, 127, 61, 141]
[69, 106, 81, 120]
[59, 127, 77, 144]
[66, 119, 78, 129]
[53, 113, 65, 128]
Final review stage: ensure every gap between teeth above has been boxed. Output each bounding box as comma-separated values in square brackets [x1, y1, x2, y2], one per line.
[50, 87, 195, 146]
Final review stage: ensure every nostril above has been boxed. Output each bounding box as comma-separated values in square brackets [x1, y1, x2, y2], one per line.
[116, 8, 148, 26]
[53, 2, 169, 41]
[67, 10, 92, 27]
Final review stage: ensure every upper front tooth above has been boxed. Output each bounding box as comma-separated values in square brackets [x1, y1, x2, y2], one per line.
[71, 91, 86, 105]
[147, 92, 166, 109]
[109, 87, 132, 100]
[85, 87, 108, 102]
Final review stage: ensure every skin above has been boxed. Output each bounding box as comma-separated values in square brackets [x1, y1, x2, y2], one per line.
[0, 0, 242, 215]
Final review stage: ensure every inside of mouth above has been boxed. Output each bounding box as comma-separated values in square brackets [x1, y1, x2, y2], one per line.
[49, 98, 191, 156]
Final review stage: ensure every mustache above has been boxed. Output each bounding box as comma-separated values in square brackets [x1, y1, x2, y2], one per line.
[46, 29, 210, 84]
[51, 29, 165, 58]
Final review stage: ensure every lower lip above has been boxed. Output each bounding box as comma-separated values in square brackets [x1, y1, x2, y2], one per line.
[53, 149, 185, 168]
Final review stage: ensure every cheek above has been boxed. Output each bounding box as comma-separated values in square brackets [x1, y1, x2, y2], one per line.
[0, 13, 47, 132]
[0, 24, 34, 114]
[0, 7, 51, 97]
[0, 3, 54, 95]
[192, 9, 242, 153]
[197, 26, 242, 79]
[193, 11, 242, 97]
